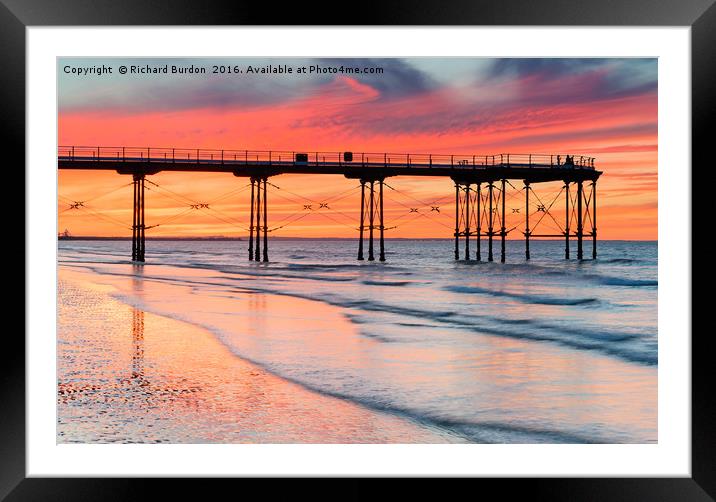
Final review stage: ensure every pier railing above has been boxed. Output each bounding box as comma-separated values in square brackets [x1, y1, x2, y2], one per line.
[57, 146, 596, 170]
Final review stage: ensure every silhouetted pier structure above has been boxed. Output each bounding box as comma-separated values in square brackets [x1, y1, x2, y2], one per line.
[58, 147, 601, 263]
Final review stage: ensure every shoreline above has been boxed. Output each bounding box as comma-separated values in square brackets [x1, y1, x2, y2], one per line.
[58, 265, 464, 443]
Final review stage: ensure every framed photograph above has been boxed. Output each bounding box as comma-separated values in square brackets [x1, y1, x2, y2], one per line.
[7, 0, 712, 498]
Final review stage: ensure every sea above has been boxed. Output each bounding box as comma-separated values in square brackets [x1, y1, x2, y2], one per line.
[57, 239, 657, 443]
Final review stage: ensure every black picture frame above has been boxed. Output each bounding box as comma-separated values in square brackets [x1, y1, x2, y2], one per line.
[4, 0, 711, 499]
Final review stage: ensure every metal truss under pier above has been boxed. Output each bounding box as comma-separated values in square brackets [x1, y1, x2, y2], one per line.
[247, 176, 269, 262]
[452, 177, 598, 262]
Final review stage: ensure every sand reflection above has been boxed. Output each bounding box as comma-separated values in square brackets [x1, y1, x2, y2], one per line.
[58, 267, 458, 443]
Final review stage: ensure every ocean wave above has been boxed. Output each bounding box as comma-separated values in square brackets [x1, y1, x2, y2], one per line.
[601, 258, 640, 264]
[361, 280, 413, 287]
[210, 331, 613, 442]
[189, 324, 615, 442]
[99, 295, 610, 443]
[185, 263, 357, 283]
[443, 285, 600, 306]
[469, 262, 656, 289]
[66, 260, 656, 365]
[597, 277, 658, 287]
[251, 286, 655, 365]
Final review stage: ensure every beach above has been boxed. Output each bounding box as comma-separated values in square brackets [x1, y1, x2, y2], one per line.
[58, 267, 465, 443]
[57, 239, 657, 443]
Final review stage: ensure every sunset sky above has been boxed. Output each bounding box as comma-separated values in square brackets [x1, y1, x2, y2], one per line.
[58, 57, 657, 239]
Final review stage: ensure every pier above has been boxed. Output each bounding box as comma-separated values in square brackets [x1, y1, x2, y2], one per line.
[58, 146, 601, 263]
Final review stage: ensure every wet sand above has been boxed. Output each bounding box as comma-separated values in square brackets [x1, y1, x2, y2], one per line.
[57, 266, 464, 443]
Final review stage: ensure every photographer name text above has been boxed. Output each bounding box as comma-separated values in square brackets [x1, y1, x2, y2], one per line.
[63, 64, 385, 77]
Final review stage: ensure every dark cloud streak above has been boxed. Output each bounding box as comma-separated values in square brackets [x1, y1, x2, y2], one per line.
[314, 58, 435, 98]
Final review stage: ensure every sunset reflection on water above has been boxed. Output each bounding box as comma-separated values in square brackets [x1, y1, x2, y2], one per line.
[58, 241, 656, 444]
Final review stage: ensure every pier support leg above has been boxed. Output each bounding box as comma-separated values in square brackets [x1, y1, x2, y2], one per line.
[140, 176, 145, 262]
[454, 183, 459, 260]
[565, 182, 570, 260]
[476, 183, 482, 261]
[132, 173, 145, 263]
[577, 180, 584, 260]
[500, 179, 506, 263]
[132, 175, 137, 261]
[379, 179, 385, 262]
[254, 175, 261, 262]
[592, 181, 597, 259]
[368, 180, 375, 261]
[263, 177, 269, 263]
[464, 184, 470, 261]
[248, 178, 254, 260]
[525, 182, 530, 260]
[358, 180, 365, 260]
[488, 182, 494, 262]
